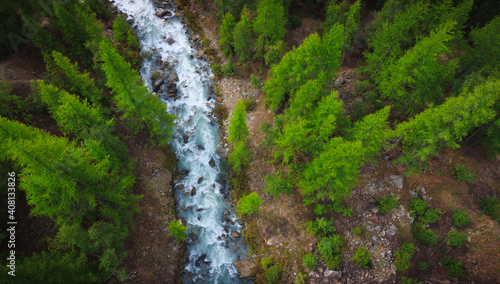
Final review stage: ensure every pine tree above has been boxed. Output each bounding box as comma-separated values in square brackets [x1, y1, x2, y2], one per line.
[219, 12, 236, 57]
[228, 99, 249, 143]
[272, 117, 311, 165]
[468, 15, 500, 74]
[253, 0, 286, 59]
[396, 78, 500, 166]
[377, 23, 458, 114]
[228, 140, 250, 173]
[322, 0, 361, 50]
[232, 7, 252, 61]
[99, 40, 175, 143]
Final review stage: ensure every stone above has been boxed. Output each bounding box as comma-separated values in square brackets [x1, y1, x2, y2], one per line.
[191, 187, 196, 196]
[153, 79, 164, 91]
[371, 207, 380, 214]
[324, 270, 340, 278]
[196, 145, 205, 150]
[195, 50, 204, 59]
[387, 229, 396, 236]
[175, 184, 184, 190]
[179, 169, 189, 176]
[198, 177, 204, 184]
[231, 232, 240, 238]
[183, 134, 189, 143]
[190, 233, 197, 241]
[388, 175, 404, 189]
[233, 260, 254, 278]
[190, 34, 200, 41]
[155, 9, 171, 18]
[223, 210, 230, 215]
[184, 191, 190, 196]
[166, 37, 175, 45]
[216, 147, 228, 158]
[334, 76, 345, 85]
[209, 158, 216, 168]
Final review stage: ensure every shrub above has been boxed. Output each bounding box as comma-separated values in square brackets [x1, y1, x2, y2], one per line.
[223, 57, 235, 76]
[314, 204, 327, 216]
[306, 218, 336, 238]
[378, 195, 398, 214]
[237, 192, 262, 216]
[401, 277, 423, 284]
[418, 261, 429, 271]
[212, 64, 222, 77]
[451, 209, 470, 228]
[445, 229, 467, 247]
[411, 197, 428, 216]
[352, 247, 372, 269]
[394, 242, 415, 272]
[480, 197, 500, 221]
[265, 264, 282, 284]
[451, 164, 475, 182]
[412, 222, 439, 247]
[243, 97, 257, 111]
[318, 235, 343, 269]
[351, 100, 370, 122]
[421, 208, 441, 224]
[352, 227, 362, 236]
[440, 257, 465, 279]
[302, 253, 318, 270]
[167, 220, 186, 243]
[261, 256, 273, 269]
[263, 170, 293, 199]
[251, 74, 262, 89]
[295, 272, 306, 284]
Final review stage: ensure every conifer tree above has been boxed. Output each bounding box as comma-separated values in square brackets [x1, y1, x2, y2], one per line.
[396, 78, 500, 166]
[232, 7, 252, 61]
[228, 140, 250, 173]
[468, 15, 500, 73]
[219, 12, 236, 57]
[253, 0, 286, 59]
[99, 40, 175, 143]
[272, 117, 311, 165]
[228, 99, 249, 143]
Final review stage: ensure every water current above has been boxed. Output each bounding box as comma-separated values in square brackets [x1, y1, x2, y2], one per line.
[112, 0, 249, 282]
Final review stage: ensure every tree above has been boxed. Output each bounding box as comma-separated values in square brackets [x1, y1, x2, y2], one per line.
[228, 99, 249, 143]
[264, 40, 285, 66]
[322, 0, 361, 50]
[348, 106, 391, 159]
[396, 78, 500, 166]
[468, 15, 500, 73]
[263, 169, 293, 199]
[219, 12, 236, 57]
[237, 192, 262, 216]
[112, 14, 140, 68]
[228, 140, 250, 173]
[264, 24, 344, 111]
[99, 40, 175, 143]
[168, 220, 187, 243]
[377, 23, 458, 114]
[272, 117, 311, 164]
[232, 7, 252, 61]
[253, 0, 286, 59]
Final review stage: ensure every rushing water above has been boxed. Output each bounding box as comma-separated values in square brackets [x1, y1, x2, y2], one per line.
[112, 0, 249, 282]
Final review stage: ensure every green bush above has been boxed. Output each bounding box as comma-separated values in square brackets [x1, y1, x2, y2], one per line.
[411, 197, 428, 216]
[417, 261, 429, 271]
[167, 220, 186, 243]
[352, 227, 362, 236]
[352, 247, 372, 269]
[250, 74, 262, 89]
[412, 222, 439, 247]
[451, 209, 470, 228]
[261, 256, 273, 269]
[295, 272, 306, 284]
[378, 195, 398, 214]
[318, 235, 343, 269]
[223, 57, 235, 76]
[263, 170, 293, 199]
[451, 164, 475, 182]
[351, 100, 370, 122]
[265, 264, 282, 284]
[394, 242, 415, 272]
[440, 257, 465, 279]
[302, 253, 318, 270]
[243, 97, 257, 111]
[212, 64, 222, 77]
[445, 229, 467, 247]
[480, 197, 500, 221]
[421, 208, 441, 224]
[237, 192, 262, 216]
[306, 218, 336, 238]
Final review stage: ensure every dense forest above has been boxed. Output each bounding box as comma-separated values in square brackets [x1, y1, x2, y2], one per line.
[1, 0, 499, 283]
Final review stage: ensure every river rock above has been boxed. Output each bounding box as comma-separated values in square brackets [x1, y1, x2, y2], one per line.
[196, 145, 205, 150]
[183, 134, 189, 143]
[233, 260, 255, 279]
[155, 9, 171, 18]
[209, 158, 216, 168]
[153, 78, 164, 91]
[195, 50, 204, 59]
[175, 184, 184, 190]
[190, 233, 197, 241]
[179, 169, 189, 176]
[334, 76, 345, 85]
[223, 210, 230, 215]
[216, 147, 228, 158]
[184, 191, 190, 196]
[191, 187, 196, 196]
[190, 34, 200, 41]
[231, 232, 240, 238]
[166, 37, 175, 45]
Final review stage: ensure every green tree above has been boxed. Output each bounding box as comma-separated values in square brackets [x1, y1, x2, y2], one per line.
[237, 192, 262, 216]
[348, 106, 391, 159]
[322, 0, 361, 50]
[264, 40, 285, 66]
[228, 140, 250, 173]
[228, 99, 249, 143]
[397, 78, 500, 166]
[219, 12, 236, 57]
[302, 253, 318, 270]
[377, 23, 458, 114]
[168, 220, 187, 243]
[232, 7, 252, 61]
[99, 40, 175, 143]
[253, 0, 286, 59]
[263, 169, 293, 198]
[272, 117, 311, 164]
[394, 242, 415, 272]
[352, 247, 371, 269]
[112, 14, 140, 68]
[468, 15, 500, 73]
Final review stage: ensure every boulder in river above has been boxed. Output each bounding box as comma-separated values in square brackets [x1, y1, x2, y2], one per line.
[233, 260, 255, 279]
[198, 177, 204, 184]
[231, 232, 240, 238]
[166, 37, 175, 45]
[222, 210, 230, 215]
[209, 158, 216, 168]
[195, 50, 204, 59]
[155, 9, 171, 18]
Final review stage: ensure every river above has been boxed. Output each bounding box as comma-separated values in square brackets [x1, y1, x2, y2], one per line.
[111, 0, 249, 282]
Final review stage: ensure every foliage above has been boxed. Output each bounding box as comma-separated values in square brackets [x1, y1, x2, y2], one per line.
[451, 209, 470, 228]
[228, 140, 250, 173]
[228, 99, 249, 143]
[302, 253, 318, 270]
[264, 40, 286, 66]
[306, 218, 336, 238]
[401, 277, 423, 284]
[318, 235, 343, 269]
[394, 242, 415, 272]
[237, 192, 262, 216]
[421, 208, 442, 224]
[243, 97, 257, 111]
[167, 220, 187, 243]
[232, 7, 252, 61]
[272, 117, 311, 164]
[251, 74, 262, 89]
[219, 12, 236, 56]
[480, 197, 500, 222]
[253, 0, 286, 58]
[468, 15, 500, 73]
[410, 197, 428, 216]
[450, 164, 475, 182]
[445, 229, 467, 247]
[295, 272, 306, 284]
[263, 169, 293, 198]
[289, 15, 302, 28]
[396, 77, 500, 166]
[112, 14, 140, 68]
[352, 247, 372, 269]
[348, 106, 391, 159]
[418, 261, 429, 272]
[261, 256, 274, 270]
[440, 257, 465, 279]
[222, 56, 235, 76]
[99, 40, 175, 143]
[265, 264, 282, 284]
[377, 23, 458, 114]
[378, 195, 398, 214]
[352, 227, 362, 236]
[264, 25, 343, 111]
[412, 222, 440, 247]
[0, 80, 29, 121]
